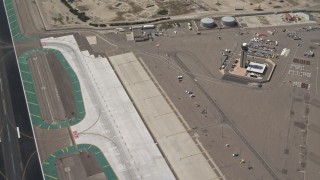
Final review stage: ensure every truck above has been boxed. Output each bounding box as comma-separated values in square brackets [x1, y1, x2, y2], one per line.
[142, 24, 155, 29]
[267, 30, 274, 35]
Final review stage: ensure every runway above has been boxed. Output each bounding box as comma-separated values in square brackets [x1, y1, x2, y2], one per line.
[0, 58, 22, 180]
[0, 49, 43, 180]
[0, 0, 42, 179]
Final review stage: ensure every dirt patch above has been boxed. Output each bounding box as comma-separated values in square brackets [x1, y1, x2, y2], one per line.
[286, 0, 300, 6]
[156, 1, 200, 16]
[157, 22, 174, 30]
[41, 0, 82, 26]
[39, 0, 320, 25]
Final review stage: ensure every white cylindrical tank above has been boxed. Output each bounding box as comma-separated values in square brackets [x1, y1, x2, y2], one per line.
[222, 16, 236, 27]
[200, 18, 215, 28]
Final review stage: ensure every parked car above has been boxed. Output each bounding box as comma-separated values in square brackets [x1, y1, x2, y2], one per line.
[232, 153, 239, 157]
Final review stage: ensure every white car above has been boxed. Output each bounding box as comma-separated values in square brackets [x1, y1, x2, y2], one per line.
[232, 153, 239, 157]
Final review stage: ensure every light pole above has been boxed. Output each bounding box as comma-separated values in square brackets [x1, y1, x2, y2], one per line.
[166, 53, 170, 69]
[221, 124, 224, 138]
[168, 54, 170, 69]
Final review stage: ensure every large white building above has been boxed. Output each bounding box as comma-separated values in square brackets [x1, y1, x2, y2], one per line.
[246, 62, 267, 74]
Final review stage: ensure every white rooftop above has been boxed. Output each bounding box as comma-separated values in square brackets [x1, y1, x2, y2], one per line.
[246, 62, 266, 74]
[41, 35, 174, 180]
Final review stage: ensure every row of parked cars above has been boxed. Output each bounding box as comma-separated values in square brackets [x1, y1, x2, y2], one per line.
[248, 43, 276, 52]
[248, 49, 278, 59]
[287, 31, 301, 40]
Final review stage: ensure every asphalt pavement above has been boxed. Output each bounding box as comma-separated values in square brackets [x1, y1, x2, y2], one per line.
[0, 48, 43, 180]
[0, 0, 42, 179]
[0, 50, 23, 180]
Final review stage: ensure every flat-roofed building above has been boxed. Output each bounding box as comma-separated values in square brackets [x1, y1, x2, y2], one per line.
[246, 62, 266, 74]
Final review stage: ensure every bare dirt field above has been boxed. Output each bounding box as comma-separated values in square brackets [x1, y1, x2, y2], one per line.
[40, 0, 83, 26]
[39, 0, 320, 25]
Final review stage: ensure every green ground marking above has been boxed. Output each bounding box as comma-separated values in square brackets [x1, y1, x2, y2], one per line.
[25, 91, 35, 95]
[3, 0, 38, 42]
[18, 49, 86, 129]
[44, 174, 58, 180]
[22, 80, 32, 84]
[42, 144, 118, 180]
[28, 101, 38, 106]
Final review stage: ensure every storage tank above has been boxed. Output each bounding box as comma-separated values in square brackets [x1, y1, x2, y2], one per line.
[222, 16, 237, 27]
[200, 18, 215, 28]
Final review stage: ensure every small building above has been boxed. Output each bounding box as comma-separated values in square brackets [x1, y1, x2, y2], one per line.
[132, 29, 149, 42]
[246, 62, 266, 74]
[283, 13, 293, 21]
